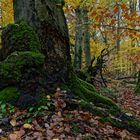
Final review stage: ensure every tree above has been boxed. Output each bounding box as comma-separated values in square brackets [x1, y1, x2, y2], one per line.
[74, 7, 83, 69]
[135, 71, 140, 94]
[0, 0, 140, 133]
[13, 0, 71, 84]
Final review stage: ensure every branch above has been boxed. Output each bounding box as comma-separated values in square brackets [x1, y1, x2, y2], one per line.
[101, 24, 140, 32]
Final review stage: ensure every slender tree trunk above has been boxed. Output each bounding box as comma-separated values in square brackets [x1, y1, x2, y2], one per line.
[139, 0, 140, 10]
[130, 0, 137, 13]
[13, 0, 71, 83]
[74, 7, 83, 70]
[116, 4, 121, 51]
[83, 8, 91, 67]
[135, 71, 140, 94]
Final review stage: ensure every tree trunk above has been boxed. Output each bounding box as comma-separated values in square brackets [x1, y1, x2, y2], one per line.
[83, 7, 91, 67]
[13, 0, 71, 84]
[135, 71, 140, 94]
[74, 7, 83, 70]
[0, 1, 140, 134]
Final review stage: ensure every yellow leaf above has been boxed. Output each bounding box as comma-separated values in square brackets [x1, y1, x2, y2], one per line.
[23, 123, 32, 129]
[57, 111, 62, 116]
[47, 95, 51, 100]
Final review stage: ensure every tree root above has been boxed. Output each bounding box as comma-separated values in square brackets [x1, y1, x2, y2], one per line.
[67, 73, 140, 134]
[69, 73, 119, 110]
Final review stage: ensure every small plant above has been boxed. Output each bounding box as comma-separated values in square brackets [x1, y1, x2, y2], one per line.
[25, 97, 54, 123]
[0, 101, 15, 116]
[71, 123, 80, 135]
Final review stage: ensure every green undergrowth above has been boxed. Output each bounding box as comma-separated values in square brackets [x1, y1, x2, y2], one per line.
[0, 87, 20, 103]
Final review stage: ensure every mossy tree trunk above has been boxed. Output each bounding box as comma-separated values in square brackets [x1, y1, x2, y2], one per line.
[0, 0, 140, 134]
[13, 0, 71, 84]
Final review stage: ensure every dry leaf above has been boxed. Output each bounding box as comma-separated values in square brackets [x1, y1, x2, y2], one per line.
[8, 132, 19, 140]
[10, 118, 17, 127]
[23, 123, 32, 129]
[1, 137, 8, 140]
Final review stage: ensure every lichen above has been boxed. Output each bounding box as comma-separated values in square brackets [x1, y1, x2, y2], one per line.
[0, 87, 20, 103]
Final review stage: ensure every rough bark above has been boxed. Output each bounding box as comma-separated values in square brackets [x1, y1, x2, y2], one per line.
[13, 0, 71, 84]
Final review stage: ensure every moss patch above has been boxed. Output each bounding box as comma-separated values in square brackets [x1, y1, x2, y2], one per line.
[0, 51, 45, 85]
[101, 115, 140, 134]
[0, 20, 41, 60]
[0, 87, 20, 103]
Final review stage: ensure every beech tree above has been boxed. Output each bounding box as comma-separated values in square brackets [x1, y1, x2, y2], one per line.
[0, 0, 140, 134]
[13, 0, 71, 83]
[0, 0, 117, 110]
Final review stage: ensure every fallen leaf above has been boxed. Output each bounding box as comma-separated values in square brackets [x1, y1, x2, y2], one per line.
[23, 123, 32, 129]
[8, 132, 19, 140]
[0, 136, 8, 140]
[10, 118, 17, 127]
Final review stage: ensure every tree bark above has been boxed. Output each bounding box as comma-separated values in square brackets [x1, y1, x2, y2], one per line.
[135, 71, 140, 94]
[13, 0, 71, 84]
[74, 7, 83, 70]
[83, 7, 91, 67]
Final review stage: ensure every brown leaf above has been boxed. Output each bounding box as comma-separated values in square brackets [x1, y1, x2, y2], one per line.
[10, 118, 17, 127]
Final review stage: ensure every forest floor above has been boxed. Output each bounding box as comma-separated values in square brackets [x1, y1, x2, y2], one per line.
[0, 77, 140, 140]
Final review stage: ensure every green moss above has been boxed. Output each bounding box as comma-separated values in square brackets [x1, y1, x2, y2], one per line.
[69, 73, 119, 110]
[101, 116, 140, 134]
[135, 71, 140, 95]
[9, 20, 40, 51]
[1, 20, 41, 60]
[135, 84, 140, 95]
[0, 51, 45, 84]
[0, 87, 20, 103]
[79, 99, 109, 117]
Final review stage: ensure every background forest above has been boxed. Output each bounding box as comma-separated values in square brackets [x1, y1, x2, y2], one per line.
[0, 0, 140, 139]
